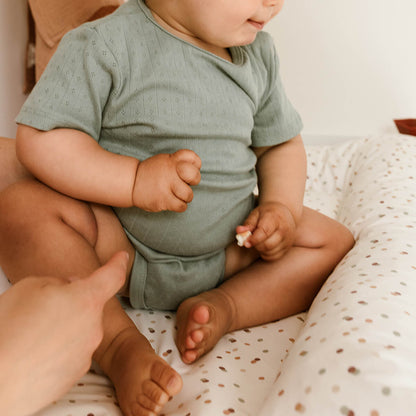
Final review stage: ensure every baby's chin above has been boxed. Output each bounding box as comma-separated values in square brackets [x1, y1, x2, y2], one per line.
[233, 32, 260, 47]
[224, 38, 256, 49]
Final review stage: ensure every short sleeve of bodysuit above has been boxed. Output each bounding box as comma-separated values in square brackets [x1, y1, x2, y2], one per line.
[16, 25, 116, 141]
[250, 34, 303, 148]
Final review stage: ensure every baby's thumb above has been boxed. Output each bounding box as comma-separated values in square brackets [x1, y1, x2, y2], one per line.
[242, 209, 259, 231]
[82, 252, 128, 304]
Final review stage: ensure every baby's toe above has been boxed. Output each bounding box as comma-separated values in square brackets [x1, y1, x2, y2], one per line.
[141, 379, 169, 408]
[190, 328, 205, 344]
[182, 349, 198, 364]
[185, 334, 197, 349]
[129, 400, 158, 416]
[151, 360, 183, 396]
[185, 328, 205, 349]
[191, 303, 210, 324]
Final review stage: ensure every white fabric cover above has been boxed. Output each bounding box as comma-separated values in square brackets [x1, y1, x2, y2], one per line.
[259, 135, 416, 416]
[1, 134, 415, 415]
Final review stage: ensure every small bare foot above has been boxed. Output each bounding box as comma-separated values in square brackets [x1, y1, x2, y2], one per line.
[98, 328, 183, 416]
[176, 289, 236, 364]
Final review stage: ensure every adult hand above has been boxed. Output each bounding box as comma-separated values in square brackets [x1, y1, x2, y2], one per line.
[132, 149, 201, 212]
[0, 251, 128, 416]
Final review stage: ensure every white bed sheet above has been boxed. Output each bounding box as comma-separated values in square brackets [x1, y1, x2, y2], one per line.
[1, 133, 415, 416]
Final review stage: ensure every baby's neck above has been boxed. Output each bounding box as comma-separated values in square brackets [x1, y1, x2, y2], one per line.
[147, 4, 232, 62]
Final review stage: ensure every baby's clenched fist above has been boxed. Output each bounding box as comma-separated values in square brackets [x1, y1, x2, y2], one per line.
[132, 149, 201, 212]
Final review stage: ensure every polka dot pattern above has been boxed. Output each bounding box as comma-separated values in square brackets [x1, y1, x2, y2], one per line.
[0, 134, 415, 415]
[260, 135, 416, 415]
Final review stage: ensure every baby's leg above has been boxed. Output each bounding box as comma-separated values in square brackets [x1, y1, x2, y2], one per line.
[176, 207, 354, 363]
[0, 137, 31, 192]
[0, 179, 182, 416]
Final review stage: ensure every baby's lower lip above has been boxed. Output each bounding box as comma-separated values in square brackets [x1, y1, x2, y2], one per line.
[248, 20, 265, 30]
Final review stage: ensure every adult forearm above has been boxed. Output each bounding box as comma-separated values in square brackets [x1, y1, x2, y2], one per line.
[255, 135, 306, 224]
[16, 125, 138, 207]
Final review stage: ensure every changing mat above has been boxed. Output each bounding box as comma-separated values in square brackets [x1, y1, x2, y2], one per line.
[1, 134, 415, 416]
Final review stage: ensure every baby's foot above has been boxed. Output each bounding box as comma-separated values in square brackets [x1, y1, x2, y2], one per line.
[176, 289, 236, 364]
[98, 328, 183, 416]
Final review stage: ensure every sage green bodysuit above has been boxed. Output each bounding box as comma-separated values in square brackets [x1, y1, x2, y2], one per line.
[17, 0, 303, 310]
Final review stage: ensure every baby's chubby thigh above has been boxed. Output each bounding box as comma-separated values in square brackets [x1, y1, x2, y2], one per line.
[224, 241, 259, 280]
[88, 204, 137, 291]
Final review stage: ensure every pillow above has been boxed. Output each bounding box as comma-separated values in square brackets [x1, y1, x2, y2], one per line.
[259, 135, 416, 416]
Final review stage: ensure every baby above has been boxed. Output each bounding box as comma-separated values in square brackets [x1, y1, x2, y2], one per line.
[0, 0, 354, 415]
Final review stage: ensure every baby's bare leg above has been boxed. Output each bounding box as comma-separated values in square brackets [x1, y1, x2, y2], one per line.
[0, 137, 31, 192]
[0, 179, 182, 416]
[176, 207, 354, 363]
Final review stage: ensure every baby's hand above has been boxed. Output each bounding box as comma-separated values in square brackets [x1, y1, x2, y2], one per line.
[237, 202, 296, 261]
[132, 149, 201, 212]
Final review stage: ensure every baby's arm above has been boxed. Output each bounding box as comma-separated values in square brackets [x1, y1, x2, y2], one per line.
[16, 125, 201, 210]
[237, 134, 306, 260]
[254, 134, 306, 223]
[17, 125, 137, 207]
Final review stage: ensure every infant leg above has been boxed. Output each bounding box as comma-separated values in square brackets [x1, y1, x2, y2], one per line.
[0, 137, 30, 192]
[176, 207, 354, 363]
[0, 179, 182, 415]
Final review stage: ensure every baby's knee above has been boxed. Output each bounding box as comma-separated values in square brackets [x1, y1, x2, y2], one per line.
[0, 181, 56, 248]
[0, 137, 30, 192]
[0, 181, 34, 237]
[297, 208, 354, 255]
[328, 220, 355, 257]
[0, 179, 98, 247]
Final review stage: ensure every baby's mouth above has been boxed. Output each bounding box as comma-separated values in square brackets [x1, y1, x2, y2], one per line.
[247, 19, 265, 30]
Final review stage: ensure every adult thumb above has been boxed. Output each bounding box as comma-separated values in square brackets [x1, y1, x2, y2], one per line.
[80, 251, 129, 304]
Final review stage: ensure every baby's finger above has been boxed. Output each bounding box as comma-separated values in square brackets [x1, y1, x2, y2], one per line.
[176, 161, 201, 186]
[260, 245, 288, 262]
[76, 252, 128, 305]
[172, 179, 194, 204]
[165, 195, 188, 212]
[173, 149, 202, 169]
[238, 211, 261, 247]
[242, 209, 260, 231]
[254, 232, 283, 256]
[249, 214, 278, 247]
[236, 224, 253, 235]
